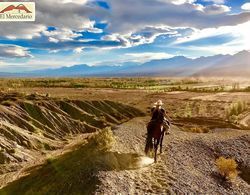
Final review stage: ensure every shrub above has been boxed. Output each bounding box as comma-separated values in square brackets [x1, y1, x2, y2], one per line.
[43, 143, 51, 150]
[215, 157, 238, 182]
[184, 103, 192, 118]
[231, 83, 240, 91]
[187, 126, 209, 133]
[190, 126, 203, 133]
[89, 127, 116, 151]
[46, 157, 54, 165]
[225, 101, 247, 120]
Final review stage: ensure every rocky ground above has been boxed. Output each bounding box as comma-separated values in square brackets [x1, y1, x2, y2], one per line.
[96, 117, 250, 194]
[0, 90, 249, 194]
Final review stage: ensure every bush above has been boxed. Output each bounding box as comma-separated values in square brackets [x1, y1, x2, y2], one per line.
[215, 157, 238, 182]
[184, 103, 192, 118]
[90, 127, 116, 151]
[46, 157, 54, 165]
[186, 126, 209, 133]
[190, 127, 202, 133]
[225, 101, 247, 120]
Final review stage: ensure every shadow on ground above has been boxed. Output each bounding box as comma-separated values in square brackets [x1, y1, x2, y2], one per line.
[0, 131, 152, 195]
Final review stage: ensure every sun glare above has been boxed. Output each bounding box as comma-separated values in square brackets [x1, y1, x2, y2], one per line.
[138, 156, 155, 167]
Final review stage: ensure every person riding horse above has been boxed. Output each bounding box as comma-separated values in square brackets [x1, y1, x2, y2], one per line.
[149, 100, 170, 135]
[145, 100, 170, 161]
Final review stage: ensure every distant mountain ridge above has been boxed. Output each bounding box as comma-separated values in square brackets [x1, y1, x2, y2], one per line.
[0, 50, 249, 77]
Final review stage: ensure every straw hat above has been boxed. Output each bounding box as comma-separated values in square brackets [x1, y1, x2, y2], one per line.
[154, 100, 163, 106]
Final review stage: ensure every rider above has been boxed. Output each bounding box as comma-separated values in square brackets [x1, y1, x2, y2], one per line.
[149, 100, 170, 135]
[145, 100, 170, 155]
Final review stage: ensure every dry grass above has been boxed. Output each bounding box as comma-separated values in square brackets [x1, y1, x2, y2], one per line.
[226, 101, 247, 118]
[215, 156, 238, 182]
[189, 126, 209, 133]
[89, 128, 116, 151]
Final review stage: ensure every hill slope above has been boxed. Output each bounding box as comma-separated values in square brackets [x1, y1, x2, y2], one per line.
[0, 92, 144, 175]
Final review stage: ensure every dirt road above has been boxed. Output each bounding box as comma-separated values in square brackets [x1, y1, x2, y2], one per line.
[96, 117, 250, 194]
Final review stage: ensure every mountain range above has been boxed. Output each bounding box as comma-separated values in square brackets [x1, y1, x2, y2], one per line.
[0, 50, 249, 77]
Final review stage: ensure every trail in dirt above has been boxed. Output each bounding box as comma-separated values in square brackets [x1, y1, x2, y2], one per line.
[96, 117, 250, 194]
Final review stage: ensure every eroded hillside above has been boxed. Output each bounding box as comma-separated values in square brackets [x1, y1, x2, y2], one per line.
[0, 92, 144, 175]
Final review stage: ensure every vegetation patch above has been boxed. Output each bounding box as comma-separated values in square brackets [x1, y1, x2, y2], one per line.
[225, 101, 248, 123]
[215, 157, 238, 182]
[188, 126, 209, 133]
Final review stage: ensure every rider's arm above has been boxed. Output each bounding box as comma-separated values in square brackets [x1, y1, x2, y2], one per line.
[162, 108, 171, 125]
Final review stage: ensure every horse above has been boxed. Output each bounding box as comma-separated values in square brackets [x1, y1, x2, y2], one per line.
[144, 120, 168, 162]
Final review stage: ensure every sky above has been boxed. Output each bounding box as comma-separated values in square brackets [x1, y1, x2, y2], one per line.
[0, 0, 250, 72]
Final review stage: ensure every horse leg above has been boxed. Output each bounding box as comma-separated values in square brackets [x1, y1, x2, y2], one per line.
[160, 131, 165, 154]
[154, 139, 160, 163]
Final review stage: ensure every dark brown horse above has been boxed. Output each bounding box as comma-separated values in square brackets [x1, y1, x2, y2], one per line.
[144, 121, 167, 162]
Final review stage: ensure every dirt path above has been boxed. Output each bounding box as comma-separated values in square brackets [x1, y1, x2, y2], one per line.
[96, 117, 250, 194]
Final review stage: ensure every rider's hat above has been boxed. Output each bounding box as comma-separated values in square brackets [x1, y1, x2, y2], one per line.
[154, 100, 163, 106]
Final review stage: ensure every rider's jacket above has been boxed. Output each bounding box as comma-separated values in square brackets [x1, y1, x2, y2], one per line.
[151, 107, 166, 123]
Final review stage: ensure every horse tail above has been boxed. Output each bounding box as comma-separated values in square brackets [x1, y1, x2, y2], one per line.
[145, 136, 153, 155]
[145, 123, 154, 155]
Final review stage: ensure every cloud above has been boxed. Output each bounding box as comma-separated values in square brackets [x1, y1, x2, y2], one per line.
[0, 0, 249, 59]
[35, 0, 106, 31]
[44, 28, 81, 42]
[73, 47, 85, 53]
[241, 3, 250, 11]
[0, 45, 32, 58]
[0, 0, 249, 41]
[48, 37, 59, 43]
[0, 0, 106, 39]
[92, 52, 174, 66]
[124, 52, 174, 62]
[174, 21, 249, 44]
[158, 0, 196, 5]
[96, 0, 245, 49]
[0, 24, 47, 39]
[102, 26, 178, 47]
[173, 21, 250, 54]
[105, 0, 250, 35]
[203, 4, 230, 15]
[62, 0, 88, 4]
[0, 55, 84, 72]
[15, 39, 121, 51]
[203, 0, 225, 4]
